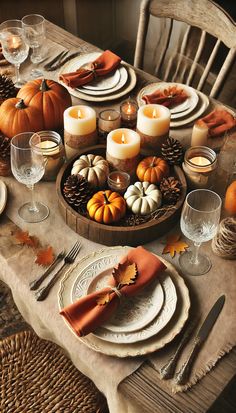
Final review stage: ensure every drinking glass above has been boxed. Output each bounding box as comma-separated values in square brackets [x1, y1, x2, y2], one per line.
[11, 132, 49, 223]
[22, 14, 45, 78]
[0, 24, 29, 87]
[179, 189, 222, 276]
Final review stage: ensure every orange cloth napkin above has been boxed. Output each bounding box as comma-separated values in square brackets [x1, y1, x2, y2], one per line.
[59, 50, 121, 88]
[142, 85, 189, 108]
[198, 109, 236, 137]
[60, 246, 166, 337]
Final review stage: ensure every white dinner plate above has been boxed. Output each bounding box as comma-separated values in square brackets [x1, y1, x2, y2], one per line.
[0, 180, 7, 215]
[170, 90, 209, 127]
[77, 66, 128, 96]
[137, 82, 199, 117]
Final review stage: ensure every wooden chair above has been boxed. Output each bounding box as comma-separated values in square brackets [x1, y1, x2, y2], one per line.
[134, 0, 236, 98]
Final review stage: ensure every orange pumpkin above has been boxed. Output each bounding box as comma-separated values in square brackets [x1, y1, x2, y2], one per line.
[136, 156, 169, 184]
[87, 190, 126, 224]
[17, 78, 72, 130]
[0, 98, 44, 138]
[224, 181, 236, 216]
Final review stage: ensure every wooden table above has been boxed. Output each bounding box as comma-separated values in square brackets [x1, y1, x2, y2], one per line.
[2, 20, 236, 413]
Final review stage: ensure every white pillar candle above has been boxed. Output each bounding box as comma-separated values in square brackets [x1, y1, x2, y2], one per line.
[106, 128, 140, 177]
[137, 104, 170, 136]
[63, 105, 97, 160]
[191, 120, 209, 146]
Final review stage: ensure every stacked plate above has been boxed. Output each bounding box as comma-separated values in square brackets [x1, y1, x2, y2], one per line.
[137, 82, 209, 127]
[58, 246, 190, 357]
[59, 52, 137, 102]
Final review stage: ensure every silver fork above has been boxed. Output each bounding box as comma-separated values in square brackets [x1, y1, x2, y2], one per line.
[35, 241, 81, 301]
[29, 250, 65, 291]
[43, 50, 68, 70]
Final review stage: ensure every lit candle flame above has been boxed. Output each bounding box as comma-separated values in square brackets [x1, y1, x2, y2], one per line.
[152, 108, 158, 118]
[127, 103, 132, 114]
[117, 176, 121, 183]
[77, 109, 82, 119]
[108, 115, 112, 120]
[121, 133, 126, 144]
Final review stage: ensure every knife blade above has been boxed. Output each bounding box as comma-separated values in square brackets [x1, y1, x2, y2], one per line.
[175, 295, 225, 385]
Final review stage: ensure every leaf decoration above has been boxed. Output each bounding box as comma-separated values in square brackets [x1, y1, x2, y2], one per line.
[15, 230, 39, 248]
[112, 262, 138, 286]
[35, 246, 55, 267]
[96, 292, 111, 306]
[162, 234, 189, 258]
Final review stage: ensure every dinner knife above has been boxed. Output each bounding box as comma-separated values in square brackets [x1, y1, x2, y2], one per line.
[175, 295, 225, 385]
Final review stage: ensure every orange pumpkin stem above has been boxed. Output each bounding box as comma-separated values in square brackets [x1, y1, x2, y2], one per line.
[15, 99, 27, 110]
[40, 79, 50, 92]
[150, 156, 156, 167]
[103, 191, 110, 204]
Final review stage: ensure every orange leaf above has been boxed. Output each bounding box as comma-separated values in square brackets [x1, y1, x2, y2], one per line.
[162, 234, 189, 258]
[112, 262, 138, 286]
[15, 230, 39, 248]
[96, 292, 111, 306]
[35, 246, 55, 267]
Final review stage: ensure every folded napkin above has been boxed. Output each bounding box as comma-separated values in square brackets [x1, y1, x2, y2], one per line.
[198, 109, 236, 137]
[142, 85, 189, 108]
[60, 246, 166, 336]
[59, 50, 121, 88]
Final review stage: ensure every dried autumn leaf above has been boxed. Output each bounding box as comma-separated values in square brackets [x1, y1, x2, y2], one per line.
[162, 234, 189, 258]
[15, 230, 39, 248]
[96, 292, 111, 306]
[35, 246, 55, 267]
[112, 262, 138, 286]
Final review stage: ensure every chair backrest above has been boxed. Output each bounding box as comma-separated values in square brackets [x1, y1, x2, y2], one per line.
[134, 0, 236, 98]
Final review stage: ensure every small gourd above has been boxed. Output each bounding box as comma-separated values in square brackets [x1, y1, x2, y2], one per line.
[136, 156, 169, 184]
[124, 181, 162, 215]
[71, 154, 109, 188]
[87, 190, 126, 224]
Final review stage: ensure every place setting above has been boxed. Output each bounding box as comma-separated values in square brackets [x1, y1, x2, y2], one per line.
[58, 50, 137, 102]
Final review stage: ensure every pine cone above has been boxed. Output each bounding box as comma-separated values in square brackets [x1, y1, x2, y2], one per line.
[121, 213, 150, 227]
[0, 74, 16, 104]
[161, 137, 184, 165]
[63, 174, 92, 212]
[0, 133, 11, 159]
[160, 176, 181, 204]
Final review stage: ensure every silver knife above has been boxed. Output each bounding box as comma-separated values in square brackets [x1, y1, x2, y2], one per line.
[175, 295, 225, 385]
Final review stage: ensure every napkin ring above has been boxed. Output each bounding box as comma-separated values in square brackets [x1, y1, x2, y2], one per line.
[107, 286, 122, 299]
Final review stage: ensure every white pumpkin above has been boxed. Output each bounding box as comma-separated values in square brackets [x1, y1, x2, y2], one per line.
[124, 181, 162, 215]
[71, 154, 109, 188]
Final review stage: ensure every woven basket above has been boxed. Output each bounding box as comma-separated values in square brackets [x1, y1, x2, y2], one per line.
[0, 330, 108, 413]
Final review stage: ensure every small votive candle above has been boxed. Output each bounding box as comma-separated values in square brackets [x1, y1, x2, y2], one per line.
[120, 98, 138, 129]
[108, 171, 130, 194]
[31, 131, 65, 181]
[98, 109, 121, 143]
[64, 105, 97, 160]
[106, 128, 140, 178]
[182, 146, 217, 189]
[191, 120, 209, 146]
[137, 104, 170, 155]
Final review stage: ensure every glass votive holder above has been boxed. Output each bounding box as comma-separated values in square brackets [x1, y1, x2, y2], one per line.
[182, 146, 217, 190]
[98, 109, 121, 143]
[31, 131, 65, 181]
[120, 98, 138, 129]
[107, 171, 130, 195]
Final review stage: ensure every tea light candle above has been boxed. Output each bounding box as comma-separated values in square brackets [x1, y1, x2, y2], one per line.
[98, 109, 121, 143]
[106, 128, 140, 177]
[182, 146, 217, 189]
[32, 131, 65, 181]
[120, 98, 138, 129]
[137, 104, 170, 155]
[191, 120, 209, 146]
[64, 105, 97, 159]
[107, 171, 130, 194]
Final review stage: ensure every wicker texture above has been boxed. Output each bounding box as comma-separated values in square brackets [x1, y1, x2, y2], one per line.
[0, 330, 108, 413]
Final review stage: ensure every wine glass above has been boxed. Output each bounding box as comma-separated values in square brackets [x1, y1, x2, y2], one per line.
[11, 132, 49, 223]
[0, 24, 29, 88]
[179, 189, 222, 276]
[22, 14, 46, 78]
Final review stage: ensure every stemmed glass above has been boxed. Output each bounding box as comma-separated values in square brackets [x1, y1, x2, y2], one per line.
[0, 22, 29, 87]
[22, 14, 46, 78]
[179, 189, 222, 276]
[11, 132, 49, 223]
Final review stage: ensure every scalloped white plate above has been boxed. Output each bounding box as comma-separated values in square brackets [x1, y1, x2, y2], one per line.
[0, 180, 7, 215]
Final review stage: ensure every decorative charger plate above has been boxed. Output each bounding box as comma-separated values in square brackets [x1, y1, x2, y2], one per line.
[0, 180, 7, 215]
[137, 82, 199, 118]
[58, 246, 190, 357]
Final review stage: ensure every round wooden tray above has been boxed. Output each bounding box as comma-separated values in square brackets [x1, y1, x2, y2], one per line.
[56, 145, 187, 246]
